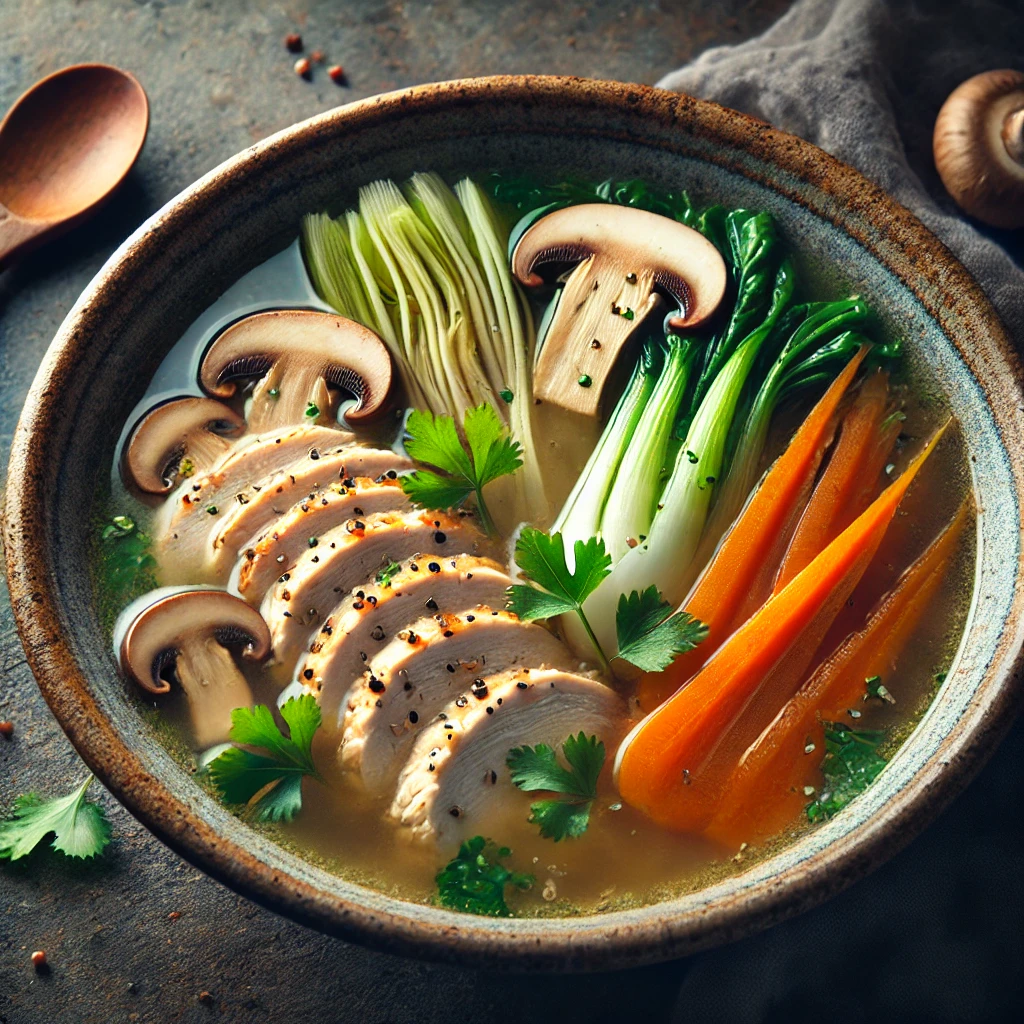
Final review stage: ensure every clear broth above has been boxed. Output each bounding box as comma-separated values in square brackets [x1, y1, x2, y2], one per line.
[95, 234, 976, 917]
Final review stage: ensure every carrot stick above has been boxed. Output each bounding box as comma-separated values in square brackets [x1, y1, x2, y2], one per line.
[638, 347, 869, 711]
[705, 498, 968, 847]
[773, 368, 901, 592]
[615, 424, 947, 834]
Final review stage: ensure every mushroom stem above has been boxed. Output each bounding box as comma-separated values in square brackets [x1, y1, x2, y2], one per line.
[1003, 107, 1024, 165]
[534, 257, 661, 416]
[187, 430, 237, 468]
[249, 361, 333, 433]
[174, 636, 254, 750]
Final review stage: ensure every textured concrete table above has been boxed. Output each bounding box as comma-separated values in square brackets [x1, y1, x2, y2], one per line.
[1, 2, 1021, 1022]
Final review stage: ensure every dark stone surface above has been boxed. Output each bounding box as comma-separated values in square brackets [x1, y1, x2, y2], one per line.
[1, 2, 1021, 1022]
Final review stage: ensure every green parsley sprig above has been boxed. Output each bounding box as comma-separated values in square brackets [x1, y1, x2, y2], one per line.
[0, 775, 111, 861]
[435, 835, 534, 916]
[505, 528, 707, 674]
[207, 695, 323, 823]
[401, 404, 522, 536]
[807, 723, 888, 822]
[507, 733, 605, 841]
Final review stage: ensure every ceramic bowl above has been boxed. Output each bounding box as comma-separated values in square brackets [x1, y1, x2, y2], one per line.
[5, 76, 1024, 971]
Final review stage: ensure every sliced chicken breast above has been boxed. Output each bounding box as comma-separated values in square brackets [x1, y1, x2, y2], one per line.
[262, 510, 484, 658]
[339, 610, 578, 793]
[389, 668, 624, 843]
[155, 425, 351, 580]
[205, 446, 410, 579]
[298, 553, 510, 724]
[233, 477, 415, 604]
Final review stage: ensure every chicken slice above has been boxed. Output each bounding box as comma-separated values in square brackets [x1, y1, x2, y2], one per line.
[338, 609, 578, 793]
[262, 510, 484, 658]
[390, 668, 624, 843]
[298, 553, 510, 725]
[155, 424, 351, 581]
[233, 477, 416, 604]
[205, 446, 410, 579]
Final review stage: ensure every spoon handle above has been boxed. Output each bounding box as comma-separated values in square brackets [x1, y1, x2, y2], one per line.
[0, 203, 47, 269]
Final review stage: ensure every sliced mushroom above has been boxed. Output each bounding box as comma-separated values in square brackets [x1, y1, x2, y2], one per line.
[199, 310, 395, 432]
[512, 204, 727, 416]
[120, 589, 271, 749]
[123, 397, 245, 495]
[934, 69, 1024, 229]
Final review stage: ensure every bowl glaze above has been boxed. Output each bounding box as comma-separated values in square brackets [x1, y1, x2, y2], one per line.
[5, 76, 1024, 971]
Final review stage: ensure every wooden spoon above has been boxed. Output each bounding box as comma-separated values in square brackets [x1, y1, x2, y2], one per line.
[0, 64, 149, 268]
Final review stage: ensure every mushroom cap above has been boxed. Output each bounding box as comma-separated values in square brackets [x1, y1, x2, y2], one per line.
[120, 589, 272, 694]
[199, 310, 395, 424]
[511, 203, 727, 329]
[934, 69, 1024, 229]
[123, 396, 244, 494]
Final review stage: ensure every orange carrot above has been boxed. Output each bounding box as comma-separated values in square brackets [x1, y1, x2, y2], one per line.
[773, 367, 901, 592]
[637, 347, 869, 711]
[615, 425, 947, 835]
[705, 499, 968, 847]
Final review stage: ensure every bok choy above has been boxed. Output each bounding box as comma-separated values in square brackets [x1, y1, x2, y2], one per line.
[302, 173, 545, 517]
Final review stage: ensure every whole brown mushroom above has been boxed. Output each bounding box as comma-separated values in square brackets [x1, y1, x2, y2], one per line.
[120, 589, 271, 749]
[933, 69, 1024, 229]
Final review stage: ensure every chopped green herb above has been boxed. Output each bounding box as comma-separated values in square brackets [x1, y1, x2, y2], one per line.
[96, 514, 158, 616]
[268, 387, 281, 399]
[507, 733, 605, 841]
[206, 696, 324, 823]
[179, 457, 196, 478]
[103, 514, 136, 540]
[375, 559, 401, 588]
[864, 674, 895, 704]
[0, 776, 111, 861]
[307, 537, 319, 548]
[499, 388, 514, 404]
[622, 308, 635, 321]
[807, 723, 887, 822]
[206, 505, 219, 515]
[435, 836, 533, 916]
[401, 404, 522, 537]
[304, 402, 320, 418]
[577, 374, 593, 388]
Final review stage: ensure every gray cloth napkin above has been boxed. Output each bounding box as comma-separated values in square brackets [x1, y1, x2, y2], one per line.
[658, 0, 1024, 347]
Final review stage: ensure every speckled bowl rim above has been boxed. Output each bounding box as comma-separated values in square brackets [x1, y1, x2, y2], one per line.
[5, 76, 1024, 972]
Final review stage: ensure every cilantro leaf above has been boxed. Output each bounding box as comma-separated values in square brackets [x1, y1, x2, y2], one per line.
[807, 723, 887, 822]
[404, 408, 473, 478]
[506, 743, 578, 793]
[614, 586, 708, 673]
[401, 471, 477, 514]
[401, 404, 522, 535]
[507, 732, 605, 841]
[506, 530, 612, 665]
[435, 836, 533, 916]
[0, 776, 111, 861]
[463, 403, 523, 485]
[528, 799, 592, 841]
[207, 695, 323, 823]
